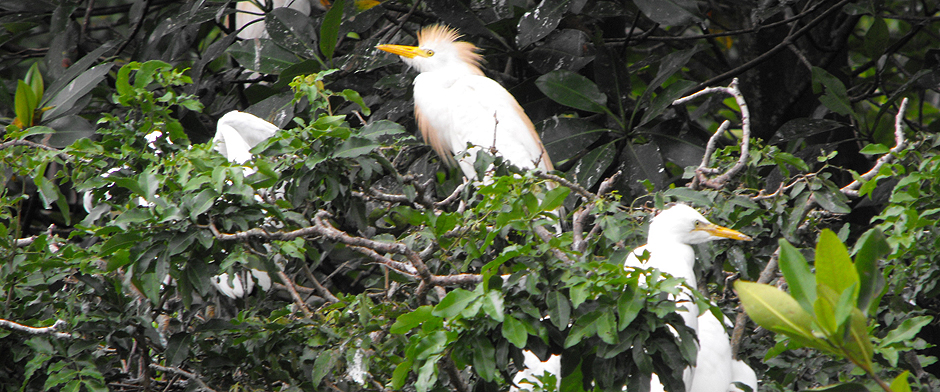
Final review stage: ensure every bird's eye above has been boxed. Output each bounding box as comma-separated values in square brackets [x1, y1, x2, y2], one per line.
[425, 49, 435, 56]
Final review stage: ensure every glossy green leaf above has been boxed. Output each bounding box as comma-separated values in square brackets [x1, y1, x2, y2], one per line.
[735, 281, 816, 342]
[339, 89, 371, 115]
[25, 62, 43, 103]
[227, 39, 299, 74]
[516, 0, 570, 48]
[778, 239, 816, 314]
[536, 70, 608, 113]
[890, 371, 912, 392]
[320, 0, 344, 59]
[43, 62, 113, 122]
[815, 229, 859, 307]
[432, 288, 479, 318]
[564, 310, 601, 348]
[540, 186, 570, 212]
[858, 143, 890, 155]
[391, 305, 434, 334]
[879, 316, 932, 347]
[852, 229, 889, 314]
[14, 80, 35, 128]
[501, 315, 528, 348]
[481, 289, 505, 322]
[471, 336, 497, 381]
[547, 291, 571, 330]
[617, 285, 645, 330]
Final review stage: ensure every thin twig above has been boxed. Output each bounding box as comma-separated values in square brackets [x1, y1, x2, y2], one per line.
[300, 262, 340, 304]
[731, 247, 780, 358]
[149, 364, 218, 392]
[841, 98, 909, 197]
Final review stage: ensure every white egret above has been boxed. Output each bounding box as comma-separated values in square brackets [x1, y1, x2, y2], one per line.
[210, 110, 279, 298]
[375, 25, 553, 181]
[625, 203, 757, 392]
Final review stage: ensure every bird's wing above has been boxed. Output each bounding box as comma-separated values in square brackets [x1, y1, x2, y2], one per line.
[413, 74, 553, 172]
[729, 360, 758, 392]
[688, 311, 734, 392]
[213, 123, 255, 164]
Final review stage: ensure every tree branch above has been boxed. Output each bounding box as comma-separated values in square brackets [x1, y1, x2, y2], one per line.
[0, 318, 71, 339]
[675, 78, 751, 190]
[150, 364, 218, 392]
[841, 98, 909, 197]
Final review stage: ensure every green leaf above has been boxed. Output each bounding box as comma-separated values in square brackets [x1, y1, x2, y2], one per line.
[227, 39, 299, 74]
[858, 143, 889, 155]
[432, 288, 479, 319]
[339, 89, 371, 115]
[890, 371, 912, 392]
[471, 336, 497, 381]
[515, 0, 570, 48]
[43, 367, 77, 390]
[540, 186, 570, 212]
[391, 305, 434, 334]
[617, 286, 645, 330]
[320, 0, 344, 59]
[481, 289, 505, 322]
[803, 383, 871, 392]
[333, 137, 379, 158]
[842, 308, 874, 373]
[501, 315, 528, 348]
[734, 281, 817, 343]
[778, 239, 816, 314]
[547, 291, 571, 330]
[815, 229, 859, 308]
[14, 80, 36, 128]
[536, 70, 608, 113]
[863, 17, 889, 58]
[879, 316, 932, 347]
[564, 310, 601, 348]
[811, 66, 854, 117]
[597, 308, 618, 344]
[852, 229, 889, 314]
[165, 333, 192, 367]
[813, 285, 839, 339]
[25, 62, 43, 103]
[311, 349, 340, 386]
[415, 331, 448, 360]
[188, 188, 218, 221]
[415, 353, 440, 392]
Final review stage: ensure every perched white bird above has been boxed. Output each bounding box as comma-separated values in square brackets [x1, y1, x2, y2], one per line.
[376, 25, 553, 180]
[210, 110, 279, 298]
[625, 204, 756, 392]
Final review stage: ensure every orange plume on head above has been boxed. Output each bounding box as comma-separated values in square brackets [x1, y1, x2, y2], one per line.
[416, 24, 484, 76]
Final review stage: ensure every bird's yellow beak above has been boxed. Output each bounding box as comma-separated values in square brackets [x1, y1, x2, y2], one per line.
[697, 224, 752, 241]
[375, 44, 429, 59]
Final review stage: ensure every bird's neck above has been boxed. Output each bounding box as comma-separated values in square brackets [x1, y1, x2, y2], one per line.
[645, 240, 697, 286]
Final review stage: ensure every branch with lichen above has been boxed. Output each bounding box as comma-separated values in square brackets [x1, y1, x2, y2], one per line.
[673, 78, 752, 190]
[841, 97, 909, 198]
[0, 318, 72, 339]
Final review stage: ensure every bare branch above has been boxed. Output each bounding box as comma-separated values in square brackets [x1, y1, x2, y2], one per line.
[0, 318, 71, 339]
[675, 79, 751, 190]
[150, 364, 218, 392]
[533, 171, 594, 200]
[277, 271, 314, 318]
[300, 262, 340, 304]
[434, 178, 470, 208]
[841, 98, 909, 197]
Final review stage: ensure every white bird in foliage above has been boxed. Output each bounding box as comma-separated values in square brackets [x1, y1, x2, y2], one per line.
[625, 203, 756, 392]
[211, 110, 278, 298]
[376, 25, 553, 180]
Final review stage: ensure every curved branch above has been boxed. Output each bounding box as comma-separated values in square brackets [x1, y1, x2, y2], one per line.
[676, 78, 751, 190]
[841, 98, 909, 197]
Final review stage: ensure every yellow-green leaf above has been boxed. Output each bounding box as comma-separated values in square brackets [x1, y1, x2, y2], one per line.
[890, 371, 911, 392]
[816, 229, 859, 306]
[735, 281, 816, 341]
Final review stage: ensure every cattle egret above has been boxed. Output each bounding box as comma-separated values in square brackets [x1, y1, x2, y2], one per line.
[376, 25, 553, 180]
[210, 110, 279, 298]
[625, 203, 756, 392]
